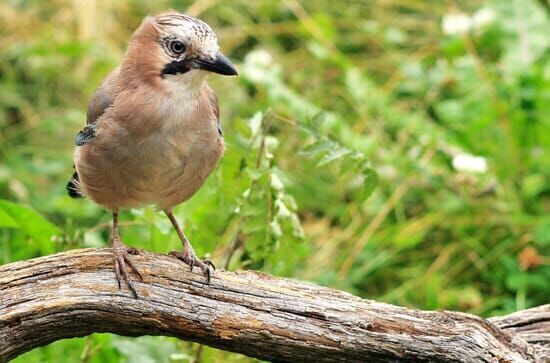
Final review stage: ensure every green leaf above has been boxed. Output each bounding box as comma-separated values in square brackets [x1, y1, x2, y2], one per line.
[521, 174, 546, 198]
[317, 147, 351, 166]
[245, 168, 264, 181]
[362, 169, 378, 200]
[534, 221, 550, 247]
[298, 139, 332, 157]
[0, 200, 60, 252]
[393, 215, 433, 248]
[112, 336, 180, 363]
[0, 207, 18, 228]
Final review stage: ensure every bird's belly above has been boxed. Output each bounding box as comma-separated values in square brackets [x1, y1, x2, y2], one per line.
[150, 139, 224, 210]
[76, 131, 224, 211]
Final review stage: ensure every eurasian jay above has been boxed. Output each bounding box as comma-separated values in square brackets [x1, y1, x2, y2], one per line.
[67, 12, 238, 297]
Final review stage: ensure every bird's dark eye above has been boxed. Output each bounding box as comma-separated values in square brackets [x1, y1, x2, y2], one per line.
[169, 40, 186, 54]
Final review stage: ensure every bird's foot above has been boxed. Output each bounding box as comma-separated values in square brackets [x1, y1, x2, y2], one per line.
[113, 242, 143, 298]
[169, 249, 215, 283]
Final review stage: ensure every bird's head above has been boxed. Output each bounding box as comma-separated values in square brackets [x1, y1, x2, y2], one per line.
[123, 12, 237, 88]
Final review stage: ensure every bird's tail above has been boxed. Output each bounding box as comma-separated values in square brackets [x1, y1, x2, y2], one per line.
[67, 171, 83, 198]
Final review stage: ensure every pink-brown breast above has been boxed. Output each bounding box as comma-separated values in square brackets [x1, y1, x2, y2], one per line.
[74, 82, 224, 211]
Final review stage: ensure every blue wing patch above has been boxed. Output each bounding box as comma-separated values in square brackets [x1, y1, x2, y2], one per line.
[75, 124, 97, 146]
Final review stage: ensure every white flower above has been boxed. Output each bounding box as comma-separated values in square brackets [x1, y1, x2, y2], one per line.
[377, 165, 398, 180]
[247, 49, 273, 66]
[243, 49, 275, 82]
[442, 13, 472, 35]
[270, 173, 284, 191]
[275, 199, 291, 218]
[452, 153, 488, 174]
[473, 8, 495, 28]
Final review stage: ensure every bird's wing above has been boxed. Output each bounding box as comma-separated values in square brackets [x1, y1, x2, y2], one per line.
[207, 88, 223, 136]
[75, 68, 119, 146]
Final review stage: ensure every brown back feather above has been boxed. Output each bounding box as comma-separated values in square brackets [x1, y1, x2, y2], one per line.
[86, 68, 119, 125]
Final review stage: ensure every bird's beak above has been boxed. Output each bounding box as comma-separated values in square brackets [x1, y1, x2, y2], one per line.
[193, 53, 238, 76]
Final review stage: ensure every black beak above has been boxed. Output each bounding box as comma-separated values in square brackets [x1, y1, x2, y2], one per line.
[193, 53, 238, 76]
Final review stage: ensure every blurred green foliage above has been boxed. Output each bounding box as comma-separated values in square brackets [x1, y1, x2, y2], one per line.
[1, 0, 549, 362]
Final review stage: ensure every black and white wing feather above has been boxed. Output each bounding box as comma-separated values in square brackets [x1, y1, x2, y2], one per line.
[67, 69, 117, 197]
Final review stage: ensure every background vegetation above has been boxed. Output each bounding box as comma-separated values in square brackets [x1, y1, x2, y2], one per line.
[1, 0, 548, 362]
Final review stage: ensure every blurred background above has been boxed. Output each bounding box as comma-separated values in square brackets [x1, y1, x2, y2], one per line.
[1, 0, 548, 362]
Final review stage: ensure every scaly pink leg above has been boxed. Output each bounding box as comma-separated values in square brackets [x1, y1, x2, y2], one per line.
[112, 210, 143, 298]
[165, 210, 215, 283]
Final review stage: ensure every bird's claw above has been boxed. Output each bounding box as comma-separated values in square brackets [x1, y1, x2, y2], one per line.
[113, 243, 143, 298]
[169, 250, 215, 283]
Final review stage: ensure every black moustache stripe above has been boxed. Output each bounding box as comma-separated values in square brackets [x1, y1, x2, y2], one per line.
[161, 60, 192, 77]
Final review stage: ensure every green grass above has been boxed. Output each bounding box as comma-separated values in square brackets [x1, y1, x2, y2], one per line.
[1, 0, 549, 362]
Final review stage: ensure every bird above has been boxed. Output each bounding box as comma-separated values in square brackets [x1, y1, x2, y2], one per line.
[66, 11, 238, 298]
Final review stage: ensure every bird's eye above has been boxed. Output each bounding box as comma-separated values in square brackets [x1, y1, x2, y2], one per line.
[169, 40, 186, 54]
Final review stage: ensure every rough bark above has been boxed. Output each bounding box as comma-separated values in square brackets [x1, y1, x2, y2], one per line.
[0, 248, 548, 362]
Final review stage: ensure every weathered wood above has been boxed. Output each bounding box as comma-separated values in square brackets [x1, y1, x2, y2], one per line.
[0, 248, 547, 362]
[490, 305, 550, 362]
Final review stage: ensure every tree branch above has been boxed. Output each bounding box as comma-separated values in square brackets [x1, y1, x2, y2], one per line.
[0, 248, 547, 362]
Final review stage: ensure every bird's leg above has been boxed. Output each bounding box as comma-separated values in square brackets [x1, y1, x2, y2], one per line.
[112, 210, 143, 298]
[165, 210, 215, 283]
